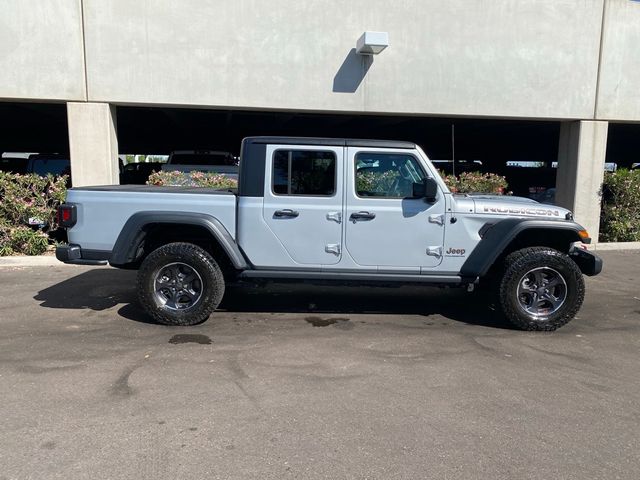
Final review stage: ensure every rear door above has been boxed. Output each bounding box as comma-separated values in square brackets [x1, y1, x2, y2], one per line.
[344, 147, 445, 271]
[262, 145, 343, 266]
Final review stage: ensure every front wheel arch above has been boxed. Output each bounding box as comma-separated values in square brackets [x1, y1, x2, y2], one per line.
[461, 220, 586, 280]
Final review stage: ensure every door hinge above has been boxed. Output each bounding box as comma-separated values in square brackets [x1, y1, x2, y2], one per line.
[428, 214, 445, 226]
[426, 246, 442, 258]
[326, 212, 342, 223]
[325, 244, 341, 256]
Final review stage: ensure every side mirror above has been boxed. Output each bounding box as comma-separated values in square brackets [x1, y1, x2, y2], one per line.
[412, 177, 438, 202]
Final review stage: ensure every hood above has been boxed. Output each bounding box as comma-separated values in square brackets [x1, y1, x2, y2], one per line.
[469, 194, 572, 219]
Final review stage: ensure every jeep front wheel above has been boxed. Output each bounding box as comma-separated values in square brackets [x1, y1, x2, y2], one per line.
[137, 242, 225, 326]
[498, 247, 585, 331]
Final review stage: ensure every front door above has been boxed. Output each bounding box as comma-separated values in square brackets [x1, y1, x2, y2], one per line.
[344, 148, 445, 271]
[262, 145, 343, 266]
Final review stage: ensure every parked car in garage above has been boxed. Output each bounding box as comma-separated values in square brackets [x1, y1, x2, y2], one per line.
[0, 157, 29, 173]
[120, 161, 164, 185]
[27, 154, 71, 178]
[0, 153, 70, 179]
[162, 150, 239, 178]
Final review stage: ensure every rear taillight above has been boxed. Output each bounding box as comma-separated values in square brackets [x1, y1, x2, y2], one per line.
[57, 204, 77, 228]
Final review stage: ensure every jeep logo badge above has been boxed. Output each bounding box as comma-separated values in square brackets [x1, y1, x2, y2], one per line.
[445, 247, 466, 256]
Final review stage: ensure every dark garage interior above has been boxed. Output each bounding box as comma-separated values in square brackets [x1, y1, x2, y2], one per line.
[116, 106, 562, 196]
[0, 102, 69, 154]
[5, 102, 637, 198]
[116, 106, 561, 166]
[606, 123, 640, 169]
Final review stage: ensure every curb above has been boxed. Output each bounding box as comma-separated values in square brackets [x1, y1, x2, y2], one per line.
[0, 256, 76, 267]
[590, 242, 640, 251]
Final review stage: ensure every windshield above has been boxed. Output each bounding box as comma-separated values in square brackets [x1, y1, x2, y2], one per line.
[30, 158, 70, 176]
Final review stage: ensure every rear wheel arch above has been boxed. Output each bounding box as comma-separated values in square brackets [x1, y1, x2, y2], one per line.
[140, 223, 237, 278]
[109, 212, 247, 276]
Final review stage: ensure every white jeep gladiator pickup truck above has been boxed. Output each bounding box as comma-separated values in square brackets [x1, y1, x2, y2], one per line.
[56, 137, 602, 330]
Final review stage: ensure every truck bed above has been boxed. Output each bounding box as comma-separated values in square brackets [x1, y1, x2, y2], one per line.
[67, 185, 238, 252]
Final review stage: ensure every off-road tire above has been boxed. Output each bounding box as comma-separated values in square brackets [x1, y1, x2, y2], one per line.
[137, 242, 225, 326]
[498, 247, 584, 331]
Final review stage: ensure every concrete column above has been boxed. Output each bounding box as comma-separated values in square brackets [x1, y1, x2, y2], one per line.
[67, 102, 119, 187]
[555, 120, 608, 242]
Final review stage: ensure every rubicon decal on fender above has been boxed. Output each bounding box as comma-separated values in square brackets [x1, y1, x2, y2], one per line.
[483, 206, 560, 217]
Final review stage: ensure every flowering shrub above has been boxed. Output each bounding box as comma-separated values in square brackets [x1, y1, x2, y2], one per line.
[599, 169, 640, 242]
[0, 172, 68, 256]
[0, 223, 50, 256]
[0, 222, 11, 256]
[147, 170, 238, 189]
[355, 170, 401, 196]
[440, 171, 508, 194]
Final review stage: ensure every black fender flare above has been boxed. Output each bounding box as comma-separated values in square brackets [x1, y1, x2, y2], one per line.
[460, 218, 587, 278]
[109, 211, 248, 269]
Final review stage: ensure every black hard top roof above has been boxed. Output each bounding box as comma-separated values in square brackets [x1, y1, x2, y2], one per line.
[243, 136, 416, 149]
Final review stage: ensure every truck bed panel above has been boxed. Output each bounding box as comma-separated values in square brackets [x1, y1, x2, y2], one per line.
[66, 187, 237, 252]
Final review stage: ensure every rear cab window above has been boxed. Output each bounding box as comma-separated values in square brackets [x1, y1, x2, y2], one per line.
[272, 150, 336, 196]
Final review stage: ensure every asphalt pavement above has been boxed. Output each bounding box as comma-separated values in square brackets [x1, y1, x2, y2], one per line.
[0, 251, 638, 479]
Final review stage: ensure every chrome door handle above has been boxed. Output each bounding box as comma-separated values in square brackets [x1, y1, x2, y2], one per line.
[274, 209, 299, 218]
[350, 211, 376, 221]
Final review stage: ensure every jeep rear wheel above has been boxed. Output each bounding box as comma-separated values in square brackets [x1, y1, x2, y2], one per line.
[137, 242, 225, 326]
[498, 247, 584, 331]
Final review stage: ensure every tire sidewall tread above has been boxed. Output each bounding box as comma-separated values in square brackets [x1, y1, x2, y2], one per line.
[498, 247, 585, 331]
[137, 242, 225, 326]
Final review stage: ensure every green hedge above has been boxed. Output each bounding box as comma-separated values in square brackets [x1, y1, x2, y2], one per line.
[600, 169, 640, 242]
[0, 172, 68, 256]
[440, 171, 509, 194]
[147, 170, 238, 189]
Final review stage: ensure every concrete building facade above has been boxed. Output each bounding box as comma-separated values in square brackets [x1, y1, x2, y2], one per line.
[2, 0, 640, 241]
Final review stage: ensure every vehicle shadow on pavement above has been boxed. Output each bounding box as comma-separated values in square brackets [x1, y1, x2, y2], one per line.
[34, 268, 137, 311]
[34, 269, 515, 329]
[219, 284, 514, 329]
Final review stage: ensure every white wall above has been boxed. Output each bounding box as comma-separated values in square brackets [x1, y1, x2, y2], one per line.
[363, 0, 603, 118]
[81, 0, 604, 119]
[0, 0, 85, 101]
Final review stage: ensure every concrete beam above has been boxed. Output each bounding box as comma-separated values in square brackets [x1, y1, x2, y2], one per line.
[67, 102, 119, 187]
[555, 120, 608, 242]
